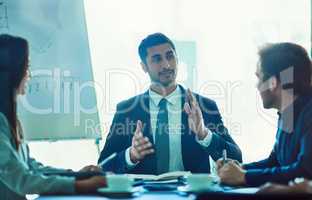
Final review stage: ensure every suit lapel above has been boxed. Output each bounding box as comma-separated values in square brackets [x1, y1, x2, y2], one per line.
[180, 86, 191, 170]
[139, 91, 154, 143]
[137, 90, 156, 173]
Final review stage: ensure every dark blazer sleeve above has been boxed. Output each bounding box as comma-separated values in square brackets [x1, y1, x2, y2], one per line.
[243, 148, 279, 170]
[97, 103, 132, 173]
[244, 126, 312, 186]
[199, 97, 242, 162]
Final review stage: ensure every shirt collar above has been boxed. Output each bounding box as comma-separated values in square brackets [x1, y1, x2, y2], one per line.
[149, 86, 181, 106]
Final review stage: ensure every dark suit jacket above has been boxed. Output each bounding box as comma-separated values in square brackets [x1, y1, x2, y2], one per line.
[244, 94, 312, 186]
[98, 85, 242, 174]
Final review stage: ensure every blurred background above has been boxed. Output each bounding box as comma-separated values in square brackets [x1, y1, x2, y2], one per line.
[27, 0, 311, 170]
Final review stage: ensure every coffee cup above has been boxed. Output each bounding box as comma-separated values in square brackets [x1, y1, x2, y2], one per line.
[106, 174, 134, 192]
[186, 174, 217, 191]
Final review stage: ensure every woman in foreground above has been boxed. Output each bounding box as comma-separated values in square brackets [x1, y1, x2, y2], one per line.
[0, 34, 106, 199]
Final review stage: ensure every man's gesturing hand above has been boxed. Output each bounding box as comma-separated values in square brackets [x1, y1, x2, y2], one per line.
[184, 89, 207, 140]
[129, 120, 154, 163]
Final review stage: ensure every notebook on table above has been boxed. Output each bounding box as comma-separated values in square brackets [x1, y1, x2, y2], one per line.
[126, 171, 191, 181]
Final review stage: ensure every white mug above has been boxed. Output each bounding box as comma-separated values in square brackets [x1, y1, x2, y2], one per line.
[106, 174, 134, 192]
[186, 174, 216, 191]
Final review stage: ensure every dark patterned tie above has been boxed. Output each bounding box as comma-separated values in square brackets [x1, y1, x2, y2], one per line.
[155, 98, 169, 174]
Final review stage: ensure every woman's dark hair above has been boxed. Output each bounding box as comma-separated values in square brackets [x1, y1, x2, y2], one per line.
[258, 42, 312, 95]
[0, 34, 29, 149]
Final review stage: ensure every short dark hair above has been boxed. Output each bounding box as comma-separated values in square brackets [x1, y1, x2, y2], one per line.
[258, 42, 312, 95]
[138, 33, 176, 64]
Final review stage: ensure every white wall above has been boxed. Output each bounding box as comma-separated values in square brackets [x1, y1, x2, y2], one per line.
[28, 0, 310, 170]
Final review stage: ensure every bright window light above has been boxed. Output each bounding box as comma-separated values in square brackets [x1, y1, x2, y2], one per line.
[29, 0, 310, 169]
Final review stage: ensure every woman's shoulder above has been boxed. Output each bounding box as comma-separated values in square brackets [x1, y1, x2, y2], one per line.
[0, 112, 9, 126]
[0, 112, 11, 137]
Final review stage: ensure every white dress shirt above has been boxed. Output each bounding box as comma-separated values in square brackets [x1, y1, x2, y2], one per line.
[125, 86, 213, 171]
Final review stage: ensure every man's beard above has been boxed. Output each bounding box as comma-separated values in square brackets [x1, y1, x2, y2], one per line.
[261, 91, 276, 109]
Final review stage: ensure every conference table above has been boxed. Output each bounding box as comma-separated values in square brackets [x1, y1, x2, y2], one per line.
[35, 185, 312, 200]
[36, 192, 195, 200]
[32, 172, 312, 200]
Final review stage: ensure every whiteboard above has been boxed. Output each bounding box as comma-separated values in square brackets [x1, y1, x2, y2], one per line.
[0, 0, 101, 140]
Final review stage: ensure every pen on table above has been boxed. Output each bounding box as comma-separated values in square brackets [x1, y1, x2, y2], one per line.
[98, 152, 117, 167]
[222, 149, 228, 164]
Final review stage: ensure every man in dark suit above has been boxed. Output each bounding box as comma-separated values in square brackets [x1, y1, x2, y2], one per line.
[218, 42, 312, 186]
[98, 33, 242, 174]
